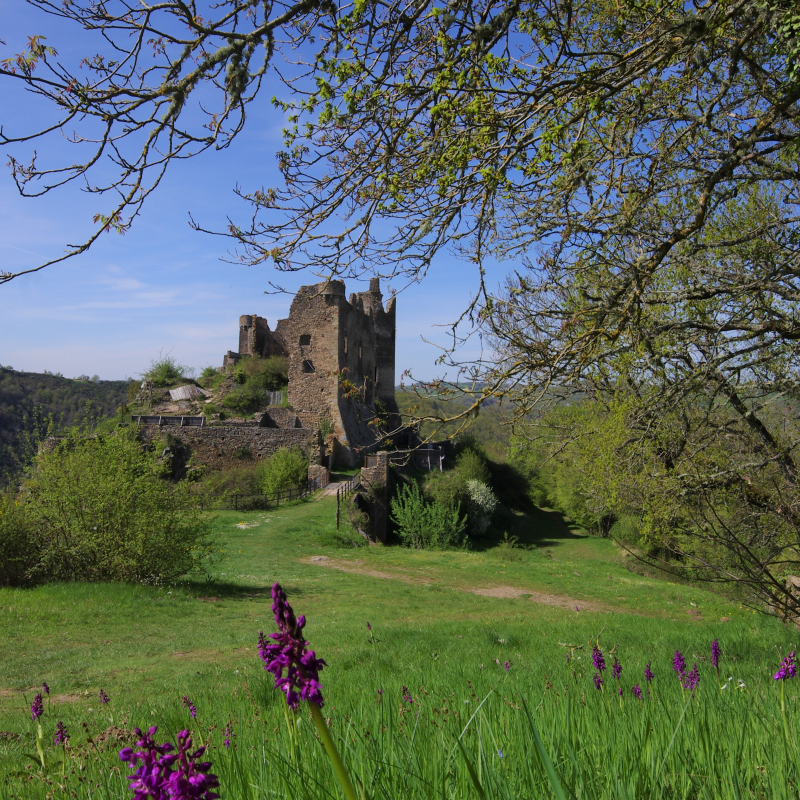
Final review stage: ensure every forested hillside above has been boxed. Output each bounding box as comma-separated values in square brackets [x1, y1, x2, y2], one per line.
[395, 388, 512, 459]
[0, 367, 131, 483]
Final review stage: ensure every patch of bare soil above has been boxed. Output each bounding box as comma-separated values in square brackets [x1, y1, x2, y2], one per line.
[468, 585, 605, 611]
[93, 726, 138, 747]
[304, 556, 432, 585]
[303, 557, 607, 611]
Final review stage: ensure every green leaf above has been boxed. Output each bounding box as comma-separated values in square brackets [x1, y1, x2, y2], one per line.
[520, 696, 575, 800]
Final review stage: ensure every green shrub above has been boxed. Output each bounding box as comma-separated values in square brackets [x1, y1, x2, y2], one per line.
[465, 479, 499, 535]
[319, 414, 335, 437]
[257, 447, 308, 496]
[199, 366, 218, 380]
[221, 383, 266, 415]
[423, 469, 469, 509]
[455, 447, 491, 484]
[390, 481, 467, 549]
[191, 464, 262, 496]
[142, 353, 189, 387]
[0, 493, 43, 586]
[25, 427, 217, 583]
[233, 356, 289, 390]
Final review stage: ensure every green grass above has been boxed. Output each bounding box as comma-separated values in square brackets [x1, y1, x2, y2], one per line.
[1, 497, 797, 798]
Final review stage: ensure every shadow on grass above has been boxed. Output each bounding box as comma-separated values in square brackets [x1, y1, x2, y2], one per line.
[179, 578, 317, 603]
[469, 506, 589, 553]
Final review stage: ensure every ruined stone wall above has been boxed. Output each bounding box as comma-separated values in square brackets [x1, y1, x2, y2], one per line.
[256, 408, 300, 428]
[285, 281, 345, 433]
[358, 451, 390, 543]
[233, 315, 287, 362]
[138, 425, 321, 471]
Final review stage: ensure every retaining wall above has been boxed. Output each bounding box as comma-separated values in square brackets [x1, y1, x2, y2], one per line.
[138, 425, 322, 471]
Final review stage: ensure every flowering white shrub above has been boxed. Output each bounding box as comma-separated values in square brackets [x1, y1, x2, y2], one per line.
[466, 479, 499, 535]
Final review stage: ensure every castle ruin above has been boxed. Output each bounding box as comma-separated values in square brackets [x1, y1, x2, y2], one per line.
[223, 278, 401, 466]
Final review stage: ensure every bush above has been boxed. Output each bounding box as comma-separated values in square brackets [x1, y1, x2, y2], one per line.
[233, 356, 289, 390]
[24, 427, 216, 583]
[199, 366, 218, 380]
[455, 447, 491, 484]
[390, 481, 467, 549]
[0, 493, 43, 587]
[465, 479, 499, 535]
[257, 447, 308, 496]
[142, 353, 189, 387]
[221, 383, 267, 415]
[423, 469, 469, 509]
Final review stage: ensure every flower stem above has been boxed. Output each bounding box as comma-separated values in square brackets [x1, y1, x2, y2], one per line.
[781, 679, 791, 748]
[308, 701, 359, 800]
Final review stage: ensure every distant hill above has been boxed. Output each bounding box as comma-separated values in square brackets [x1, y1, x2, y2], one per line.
[0, 367, 132, 484]
[395, 387, 512, 459]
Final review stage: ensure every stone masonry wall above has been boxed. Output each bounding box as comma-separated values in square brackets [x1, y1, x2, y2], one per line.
[138, 425, 321, 472]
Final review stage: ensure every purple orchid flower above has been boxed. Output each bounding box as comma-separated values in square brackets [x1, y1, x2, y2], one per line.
[119, 726, 219, 800]
[31, 693, 44, 722]
[774, 651, 797, 681]
[681, 663, 700, 693]
[612, 659, 622, 680]
[593, 673, 603, 690]
[711, 640, 721, 669]
[592, 645, 606, 672]
[182, 697, 197, 719]
[54, 721, 69, 746]
[632, 684, 642, 699]
[99, 689, 110, 705]
[257, 583, 326, 710]
[644, 662, 654, 682]
[673, 650, 686, 675]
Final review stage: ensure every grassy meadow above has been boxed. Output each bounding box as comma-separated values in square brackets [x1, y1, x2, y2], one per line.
[0, 495, 797, 798]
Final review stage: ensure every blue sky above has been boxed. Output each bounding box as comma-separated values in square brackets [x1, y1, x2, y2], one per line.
[0, 3, 505, 382]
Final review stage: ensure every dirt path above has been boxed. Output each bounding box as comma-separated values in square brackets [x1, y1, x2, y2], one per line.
[314, 482, 345, 500]
[303, 556, 604, 611]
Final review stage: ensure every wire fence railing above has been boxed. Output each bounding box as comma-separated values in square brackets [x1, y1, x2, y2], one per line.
[191, 478, 324, 511]
[336, 470, 361, 529]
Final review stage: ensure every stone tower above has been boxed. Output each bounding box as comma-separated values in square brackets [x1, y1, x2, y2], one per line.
[284, 279, 398, 464]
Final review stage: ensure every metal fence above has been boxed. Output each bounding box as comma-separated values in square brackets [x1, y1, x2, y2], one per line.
[192, 478, 324, 511]
[133, 415, 206, 427]
[336, 470, 361, 529]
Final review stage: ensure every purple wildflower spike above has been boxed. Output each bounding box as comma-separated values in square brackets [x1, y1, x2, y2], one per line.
[644, 662, 654, 682]
[504, 661, 511, 671]
[119, 726, 219, 800]
[257, 583, 326, 709]
[54, 721, 69, 746]
[402, 685, 413, 704]
[632, 684, 642, 699]
[774, 651, 797, 681]
[31, 693, 44, 721]
[672, 650, 686, 675]
[366, 622, 372, 631]
[182, 696, 197, 719]
[711, 640, 721, 669]
[681, 663, 700, 693]
[42, 682, 50, 695]
[593, 673, 603, 690]
[223, 721, 233, 749]
[99, 689, 110, 705]
[612, 659, 622, 680]
[592, 645, 606, 672]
